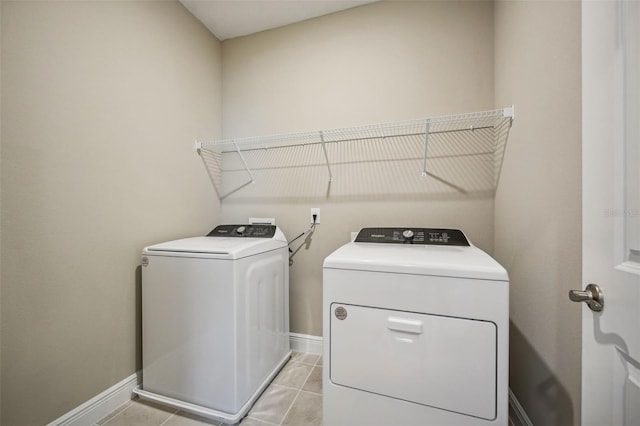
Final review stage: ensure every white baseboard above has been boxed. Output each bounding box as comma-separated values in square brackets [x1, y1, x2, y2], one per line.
[508, 388, 533, 426]
[289, 332, 323, 355]
[47, 372, 140, 426]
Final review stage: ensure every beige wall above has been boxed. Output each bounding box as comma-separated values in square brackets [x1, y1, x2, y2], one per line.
[221, 0, 496, 337]
[0, 1, 584, 424]
[494, 1, 582, 424]
[0, 2, 222, 424]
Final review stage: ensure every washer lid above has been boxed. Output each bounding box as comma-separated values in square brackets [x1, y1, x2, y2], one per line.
[323, 242, 508, 281]
[144, 226, 287, 259]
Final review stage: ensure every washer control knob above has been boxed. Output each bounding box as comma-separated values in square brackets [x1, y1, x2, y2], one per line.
[402, 229, 414, 240]
[236, 226, 246, 235]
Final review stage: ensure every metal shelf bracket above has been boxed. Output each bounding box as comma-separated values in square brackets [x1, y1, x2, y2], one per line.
[234, 142, 255, 184]
[421, 119, 431, 177]
[503, 105, 515, 120]
[319, 131, 333, 182]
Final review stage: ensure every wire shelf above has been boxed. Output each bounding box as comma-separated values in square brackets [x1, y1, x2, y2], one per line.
[196, 106, 514, 199]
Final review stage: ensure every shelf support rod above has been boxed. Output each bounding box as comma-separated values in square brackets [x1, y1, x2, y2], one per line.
[319, 131, 333, 182]
[421, 119, 431, 177]
[234, 142, 255, 184]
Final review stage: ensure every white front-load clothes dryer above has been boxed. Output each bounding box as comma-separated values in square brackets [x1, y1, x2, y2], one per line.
[134, 224, 290, 424]
[323, 228, 509, 426]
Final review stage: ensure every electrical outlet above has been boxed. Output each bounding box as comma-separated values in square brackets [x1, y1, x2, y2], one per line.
[310, 208, 320, 224]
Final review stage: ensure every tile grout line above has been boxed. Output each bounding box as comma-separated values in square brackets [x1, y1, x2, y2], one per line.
[277, 362, 317, 425]
[246, 356, 305, 425]
[299, 389, 322, 396]
[245, 409, 282, 426]
[268, 383, 301, 393]
[153, 404, 180, 426]
[245, 416, 280, 426]
[278, 390, 302, 426]
[99, 400, 135, 426]
[100, 404, 128, 426]
[157, 408, 180, 426]
[264, 380, 322, 396]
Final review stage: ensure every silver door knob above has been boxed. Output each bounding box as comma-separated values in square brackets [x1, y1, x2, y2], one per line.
[569, 283, 604, 312]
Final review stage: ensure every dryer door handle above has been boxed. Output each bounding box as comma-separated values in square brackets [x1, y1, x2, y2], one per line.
[387, 317, 423, 334]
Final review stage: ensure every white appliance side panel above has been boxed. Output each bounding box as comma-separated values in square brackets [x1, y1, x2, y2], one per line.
[236, 248, 290, 405]
[142, 256, 238, 412]
[330, 303, 497, 420]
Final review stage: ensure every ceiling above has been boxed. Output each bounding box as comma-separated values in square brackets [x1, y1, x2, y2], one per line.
[179, 0, 378, 41]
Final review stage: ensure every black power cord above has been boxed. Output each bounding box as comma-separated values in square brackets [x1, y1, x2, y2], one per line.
[288, 214, 317, 265]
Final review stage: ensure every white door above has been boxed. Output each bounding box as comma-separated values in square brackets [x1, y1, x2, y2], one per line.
[579, 1, 640, 425]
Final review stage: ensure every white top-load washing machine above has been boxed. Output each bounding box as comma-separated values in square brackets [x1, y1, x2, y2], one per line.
[323, 227, 509, 426]
[134, 224, 290, 424]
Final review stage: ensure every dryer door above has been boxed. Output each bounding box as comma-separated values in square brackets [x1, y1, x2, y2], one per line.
[329, 303, 497, 420]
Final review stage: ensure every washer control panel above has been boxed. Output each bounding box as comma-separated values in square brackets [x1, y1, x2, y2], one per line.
[207, 224, 276, 238]
[354, 227, 470, 246]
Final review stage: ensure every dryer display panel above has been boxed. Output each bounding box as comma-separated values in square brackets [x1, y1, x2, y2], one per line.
[329, 303, 497, 420]
[354, 228, 470, 246]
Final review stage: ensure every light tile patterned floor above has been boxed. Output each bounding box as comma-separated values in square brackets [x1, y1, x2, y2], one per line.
[96, 352, 322, 426]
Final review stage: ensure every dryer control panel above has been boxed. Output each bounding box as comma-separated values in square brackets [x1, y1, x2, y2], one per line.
[354, 227, 470, 246]
[207, 224, 276, 238]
